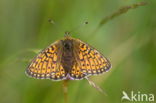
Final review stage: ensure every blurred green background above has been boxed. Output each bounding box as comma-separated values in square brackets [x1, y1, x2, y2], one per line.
[0, 0, 156, 103]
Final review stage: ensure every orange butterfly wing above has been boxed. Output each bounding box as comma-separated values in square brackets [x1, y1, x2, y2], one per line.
[69, 39, 111, 80]
[26, 41, 67, 80]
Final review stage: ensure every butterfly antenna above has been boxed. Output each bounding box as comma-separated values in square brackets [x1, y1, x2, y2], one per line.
[48, 18, 56, 25]
[69, 21, 89, 34]
[48, 18, 62, 33]
[85, 77, 107, 96]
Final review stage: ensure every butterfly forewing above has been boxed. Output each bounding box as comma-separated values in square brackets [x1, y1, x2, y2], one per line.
[26, 41, 67, 80]
[70, 38, 111, 79]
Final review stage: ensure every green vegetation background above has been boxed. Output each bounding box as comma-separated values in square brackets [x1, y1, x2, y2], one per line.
[0, 0, 155, 103]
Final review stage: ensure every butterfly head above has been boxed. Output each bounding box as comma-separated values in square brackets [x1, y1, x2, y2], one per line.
[62, 31, 73, 50]
[62, 39, 73, 51]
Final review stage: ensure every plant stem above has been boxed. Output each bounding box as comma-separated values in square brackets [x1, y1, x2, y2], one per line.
[63, 80, 69, 103]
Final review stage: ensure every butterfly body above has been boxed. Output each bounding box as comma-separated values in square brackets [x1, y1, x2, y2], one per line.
[26, 35, 111, 81]
[61, 38, 75, 75]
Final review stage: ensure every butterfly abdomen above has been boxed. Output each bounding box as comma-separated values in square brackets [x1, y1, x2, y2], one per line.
[61, 39, 75, 73]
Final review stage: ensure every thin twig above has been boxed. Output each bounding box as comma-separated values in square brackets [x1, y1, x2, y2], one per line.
[99, 2, 147, 26]
[91, 2, 147, 36]
[85, 77, 107, 96]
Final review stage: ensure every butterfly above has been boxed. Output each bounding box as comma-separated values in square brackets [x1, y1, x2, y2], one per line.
[26, 33, 111, 81]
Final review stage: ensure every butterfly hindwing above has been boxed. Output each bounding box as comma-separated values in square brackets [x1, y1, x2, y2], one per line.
[26, 41, 67, 80]
[69, 61, 86, 80]
[70, 39, 111, 79]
